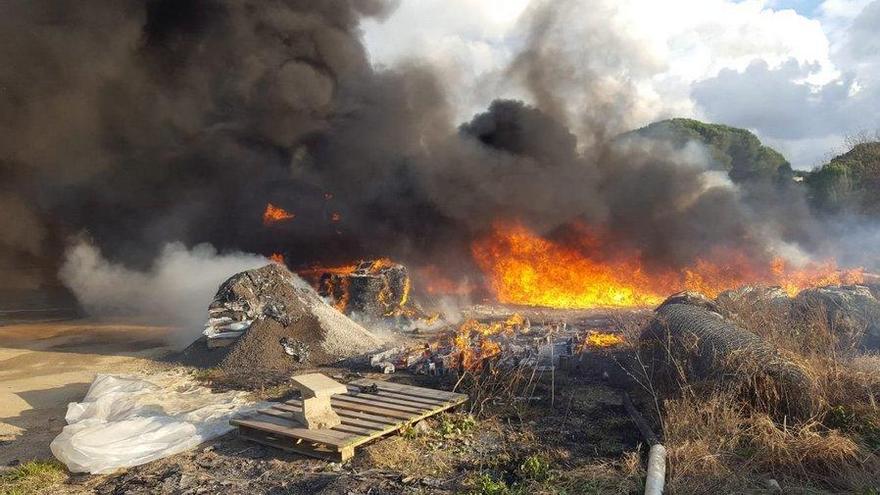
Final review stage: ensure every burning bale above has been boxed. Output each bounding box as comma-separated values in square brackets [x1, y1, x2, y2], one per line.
[640, 292, 820, 421]
[181, 264, 384, 387]
[300, 259, 429, 323]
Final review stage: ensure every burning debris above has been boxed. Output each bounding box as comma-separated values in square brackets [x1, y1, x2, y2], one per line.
[262, 203, 295, 226]
[473, 222, 866, 309]
[299, 259, 436, 325]
[365, 311, 627, 381]
[182, 264, 384, 386]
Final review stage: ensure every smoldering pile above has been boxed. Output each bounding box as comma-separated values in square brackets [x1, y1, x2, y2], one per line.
[365, 312, 627, 378]
[303, 259, 435, 325]
[179, 263, 385, 387]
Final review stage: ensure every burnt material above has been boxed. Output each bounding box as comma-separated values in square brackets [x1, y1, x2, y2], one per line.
[317, 260, 411, 319]
[641, 296, 819, 421]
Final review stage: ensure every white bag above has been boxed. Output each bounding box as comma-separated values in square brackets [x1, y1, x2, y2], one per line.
[50, 374, 265, 474]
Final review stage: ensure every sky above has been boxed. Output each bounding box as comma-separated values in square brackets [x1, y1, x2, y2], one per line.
[361, 0, 880, 169]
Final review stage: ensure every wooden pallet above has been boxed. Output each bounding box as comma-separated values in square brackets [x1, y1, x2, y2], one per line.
[231, 378, 468, 461]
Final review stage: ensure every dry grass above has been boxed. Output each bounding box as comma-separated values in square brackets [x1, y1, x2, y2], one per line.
[660, 297, 880, 493]
[0, 460, 67, 495]
[360, 435, 457, 478]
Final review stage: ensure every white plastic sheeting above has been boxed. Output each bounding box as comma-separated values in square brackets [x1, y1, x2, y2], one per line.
[50, 374, 265, 474]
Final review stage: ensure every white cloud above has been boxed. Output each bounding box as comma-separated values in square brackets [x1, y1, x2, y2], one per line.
[818, 0, 874, 20]
[362, 0, 875, 166]
[361, 0, 531, 121]
[691, 1, 880, 167]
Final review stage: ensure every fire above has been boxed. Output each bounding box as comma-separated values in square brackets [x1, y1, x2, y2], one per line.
[297, 258, 429, 319]
[472, 222, 664, 308]
[583, 330, 624, 349]
[262, 203, 295, 225]
[473, 221, 864, 309]
[451, 317, 523, 371]
[269, 253, 285, 264]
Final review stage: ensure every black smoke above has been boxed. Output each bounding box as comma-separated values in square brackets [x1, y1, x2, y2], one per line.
[0, 0, 857, 296]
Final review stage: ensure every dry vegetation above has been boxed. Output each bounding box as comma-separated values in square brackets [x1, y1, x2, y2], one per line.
[366, 380, 646, 495]
[655, 298, 880, 493]
[0, 460, 67, 495]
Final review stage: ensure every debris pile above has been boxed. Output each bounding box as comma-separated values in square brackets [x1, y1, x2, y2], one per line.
[715, 285, 790, 310]
[181, 264, 384, 386]
[367, 313, 624, 377]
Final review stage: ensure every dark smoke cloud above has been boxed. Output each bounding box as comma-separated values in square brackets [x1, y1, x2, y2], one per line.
[0, 0, 455, 276]
[0, 0, 863, 299]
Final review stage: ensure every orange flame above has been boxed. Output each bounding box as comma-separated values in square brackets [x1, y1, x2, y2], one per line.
[269, 253, 285, 265]
[582, 330, 624, 349]
[472, 222, 664, 308]
[451, 317, 523, 371]
[262, 203, 295, 225]
[298, 258, 412, 316]
[473, 221, 864, 309]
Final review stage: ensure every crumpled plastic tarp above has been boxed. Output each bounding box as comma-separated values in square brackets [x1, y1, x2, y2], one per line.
[50, 373, 265, 474]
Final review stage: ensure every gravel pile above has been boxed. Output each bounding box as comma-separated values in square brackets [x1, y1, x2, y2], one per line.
[179, 263, 384, 387]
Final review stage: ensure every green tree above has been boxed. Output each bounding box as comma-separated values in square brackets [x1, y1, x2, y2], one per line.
[630, 118, 793, 183]
[805, 140, 880, 215]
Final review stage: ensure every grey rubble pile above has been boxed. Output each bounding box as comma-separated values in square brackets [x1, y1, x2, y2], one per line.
[185, 264, 383, 384]
[641, 292, 819, 420]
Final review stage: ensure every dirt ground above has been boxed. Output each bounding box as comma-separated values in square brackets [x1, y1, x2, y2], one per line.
[0, 320, 178, 464]
[51, 370, 644, 495]
[0, 315, 648, 494]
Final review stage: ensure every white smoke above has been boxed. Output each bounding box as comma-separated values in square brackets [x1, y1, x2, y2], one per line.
[59, 239, 268, 347]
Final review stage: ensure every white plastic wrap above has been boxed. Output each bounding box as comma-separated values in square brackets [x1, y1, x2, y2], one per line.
[50, 374, 265, 474]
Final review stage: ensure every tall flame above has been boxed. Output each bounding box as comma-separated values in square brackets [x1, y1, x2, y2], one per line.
[262, 203, 295, 225]
[472, 222, 864, 309]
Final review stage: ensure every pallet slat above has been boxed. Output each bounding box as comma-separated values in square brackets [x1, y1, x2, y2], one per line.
[350, 379, 462, 401]
[271, 403, 391, 431]
[346, 386, 450, 407]
[284, 398, 401, 425]
[332, 394, 431, 415]
[259, 407, 379, 437]
[231, 415, 356, 447]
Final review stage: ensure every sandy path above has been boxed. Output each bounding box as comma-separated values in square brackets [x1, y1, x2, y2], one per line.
[0, 320, 180, 464]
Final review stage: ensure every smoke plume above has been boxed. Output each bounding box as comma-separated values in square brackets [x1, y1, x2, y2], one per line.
[0, 0, 870, 310]
[59, 239, 266, 345]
